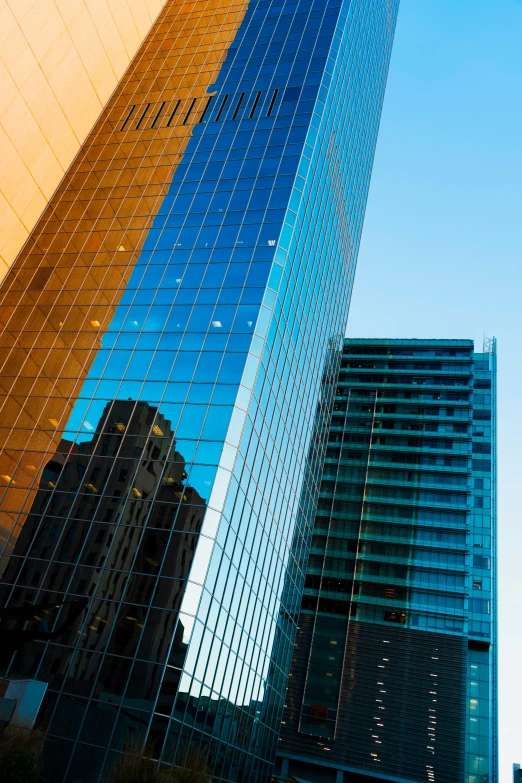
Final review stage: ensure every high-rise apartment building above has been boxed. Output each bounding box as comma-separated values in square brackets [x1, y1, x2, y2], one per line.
[0, 1, 399, 781]
[1, 0, 170, 281]
[276, 338, 498, 783]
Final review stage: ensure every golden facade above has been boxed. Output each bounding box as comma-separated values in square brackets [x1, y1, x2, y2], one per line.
[0, 0, 169, 280]
[0, 0, 248, 556]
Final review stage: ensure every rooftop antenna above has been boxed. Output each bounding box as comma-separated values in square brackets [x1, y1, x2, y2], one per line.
[483, 336, 496, 354]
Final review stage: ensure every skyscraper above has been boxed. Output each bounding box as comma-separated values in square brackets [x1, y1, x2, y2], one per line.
[0, 0, 169, 280]
[0, 1, 399, 781]
[276, 338, 498, 783]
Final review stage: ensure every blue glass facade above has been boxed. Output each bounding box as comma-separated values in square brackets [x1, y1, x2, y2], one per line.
[276, 338, 497, 783]
[0, 1, 398, 782]
[468, 340, 497, 783]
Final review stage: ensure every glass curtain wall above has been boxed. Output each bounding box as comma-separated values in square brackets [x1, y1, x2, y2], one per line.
[277, 338, 498, 783]
[0, 2, 399, 783]
[467, 341, 497, 783]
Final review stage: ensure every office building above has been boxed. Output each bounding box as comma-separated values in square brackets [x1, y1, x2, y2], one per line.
[276, 338, 497, 783]
[0, 0, 170, 281]
[0, 1, 399, 781]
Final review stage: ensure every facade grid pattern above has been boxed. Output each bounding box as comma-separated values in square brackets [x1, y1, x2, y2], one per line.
[277, 338, 497, 783]
[0, 2, 399, 783]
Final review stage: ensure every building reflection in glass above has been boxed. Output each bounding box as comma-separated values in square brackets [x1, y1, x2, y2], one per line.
[0, 400, 218, 769]
[0, 0, 401, 775]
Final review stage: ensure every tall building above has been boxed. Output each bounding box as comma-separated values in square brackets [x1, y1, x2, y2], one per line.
[276, 338, 498, 783]
[0, 0, 170, 281]
[0, 1, 399, 782]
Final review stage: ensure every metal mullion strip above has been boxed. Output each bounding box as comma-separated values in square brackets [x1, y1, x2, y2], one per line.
[167, 99, 181, 126]
[266, 88, 278, 117]
[135, 102, 151, 129]
[215, 93, 229, 121]
[182, 97, 197, 125]
[249, 90, 262, 118]
[151, 101, 166, 128]
[232, 92, 245, 119]
[120, 104, 136, 131]
[198, 95, 213, 123]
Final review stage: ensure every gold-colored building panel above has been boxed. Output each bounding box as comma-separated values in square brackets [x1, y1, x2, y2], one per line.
[0, 0, 249, 557]
[0, 0, 169, 281]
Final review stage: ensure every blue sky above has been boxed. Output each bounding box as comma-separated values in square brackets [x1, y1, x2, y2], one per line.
[348, 0, 522, 777]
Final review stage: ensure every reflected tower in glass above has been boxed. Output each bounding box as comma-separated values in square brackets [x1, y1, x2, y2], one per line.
[276, 338, 498, 783]
[0, 1, 399, 781]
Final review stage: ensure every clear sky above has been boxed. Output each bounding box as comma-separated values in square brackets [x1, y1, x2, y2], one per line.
[348, 0, 522, 778]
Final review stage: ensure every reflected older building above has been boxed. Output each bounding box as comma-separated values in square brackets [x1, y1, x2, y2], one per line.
[1, 400, 210, 773]
[0, 0, 400, 780]
[1, 400, 204, 731]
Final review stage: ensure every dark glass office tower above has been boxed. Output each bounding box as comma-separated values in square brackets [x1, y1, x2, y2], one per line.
[0, 2, 399, 782]
[276, 338, 497, 783]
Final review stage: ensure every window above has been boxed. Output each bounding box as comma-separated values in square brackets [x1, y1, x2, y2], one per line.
[471, 598, 490, 614]
[232, 93, 245, 119]
[249, 91, 261, 118]
[384, 611, 406, 624]
[120, 105, 136, 131]
[472, 459, 491, 472]
[215, 95, 229, 121]
[151, 101, 166, 128]
[135, 103, 150, 129]
[167, 100, 180, 126]
[182, 98, 196, 125]
[199, 96, 213, 123]
[283, 86, 302, 102]
[266, 88, 278, 116]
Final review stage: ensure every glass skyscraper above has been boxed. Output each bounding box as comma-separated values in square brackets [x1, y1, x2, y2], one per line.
[0, 1, 399, 782]
[276, 338, 498, 783]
